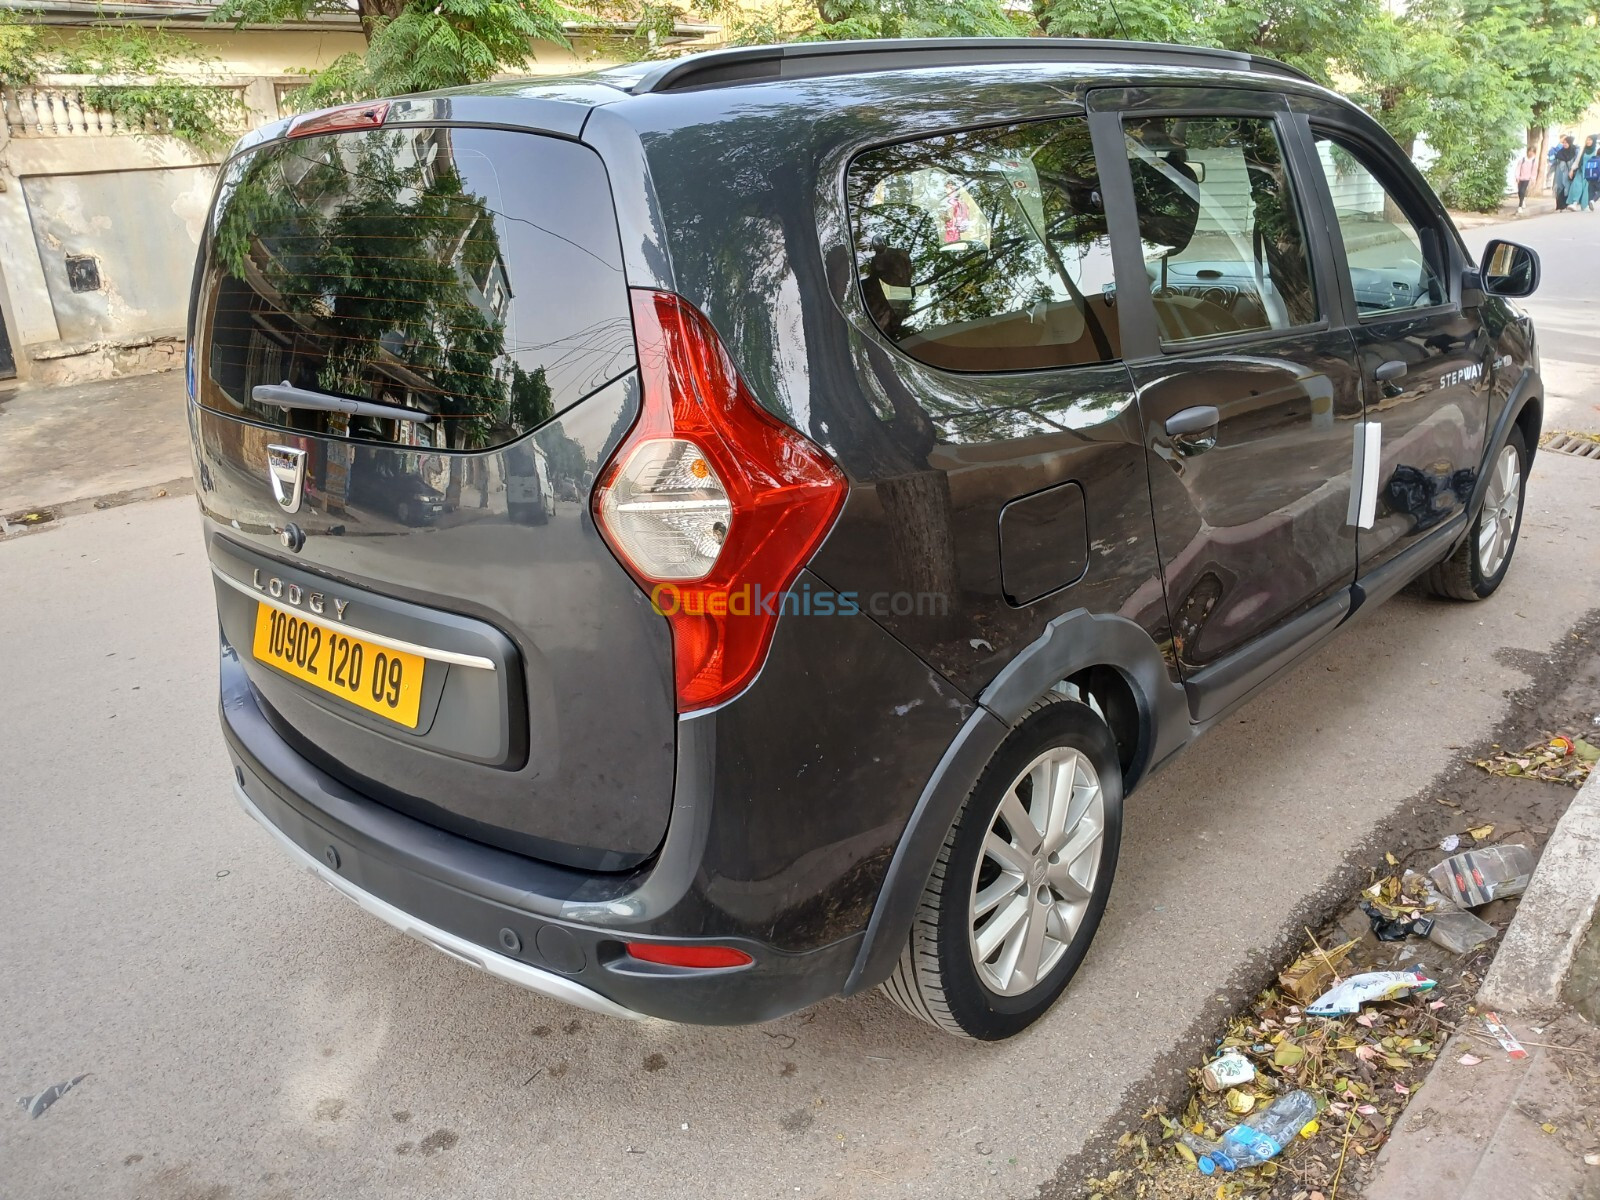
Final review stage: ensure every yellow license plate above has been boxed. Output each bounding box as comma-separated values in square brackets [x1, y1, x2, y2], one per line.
[252, 603, 425, 728]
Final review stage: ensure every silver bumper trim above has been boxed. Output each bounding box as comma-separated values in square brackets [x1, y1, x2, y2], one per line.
[212, 568, 496, 670]
[231, 782, 647, 1022]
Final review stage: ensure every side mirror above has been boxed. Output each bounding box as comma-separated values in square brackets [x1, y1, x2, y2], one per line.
[1481, 239, 1540, 298]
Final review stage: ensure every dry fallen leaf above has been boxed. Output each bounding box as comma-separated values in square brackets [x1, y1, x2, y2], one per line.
[1274, 1043, 1306, 1068]
[1469, 824, 1495, 840]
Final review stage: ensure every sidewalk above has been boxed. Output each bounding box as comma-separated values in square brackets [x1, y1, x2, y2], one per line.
[0, 368, 190, 519]
[1452, 194, 1558, 229]
[1363, 770, 1600, 1199]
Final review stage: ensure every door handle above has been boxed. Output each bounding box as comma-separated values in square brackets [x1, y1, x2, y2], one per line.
[1373, 359, 1407, 383]
[1165, 405, 1219, 457]
[1165, 406, 1220, 437]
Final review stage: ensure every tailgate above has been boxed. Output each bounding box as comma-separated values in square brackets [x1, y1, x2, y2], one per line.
[190, 120, 675, 871]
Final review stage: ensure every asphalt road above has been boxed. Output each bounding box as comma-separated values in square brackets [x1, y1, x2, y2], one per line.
[4, 213, 1600, 1200]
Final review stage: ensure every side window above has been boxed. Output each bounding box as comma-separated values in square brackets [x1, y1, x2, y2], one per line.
[1124, 115, 1319, 346]
[1314, 133, 1449, 315]
[847, 119, 1120, 373]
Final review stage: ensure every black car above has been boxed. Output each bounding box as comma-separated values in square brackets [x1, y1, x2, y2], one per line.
[187, 38, 1542, 1040]
[348, 452, 448, 527]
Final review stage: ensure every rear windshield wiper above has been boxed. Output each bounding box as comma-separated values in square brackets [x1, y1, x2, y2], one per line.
[252, 382, 434, 425]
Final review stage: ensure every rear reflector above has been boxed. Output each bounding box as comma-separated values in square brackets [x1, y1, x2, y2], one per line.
[287, 100, 390, 139]
[593, 291, 846, 712]
[624, 942, 754, 969]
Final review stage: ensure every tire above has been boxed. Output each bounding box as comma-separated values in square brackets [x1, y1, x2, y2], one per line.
[1424, 427, 1528, 601]
[880, 697, 1123, 1040]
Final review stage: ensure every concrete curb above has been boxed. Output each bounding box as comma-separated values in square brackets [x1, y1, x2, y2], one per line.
[1479, 765, 1600, 1011]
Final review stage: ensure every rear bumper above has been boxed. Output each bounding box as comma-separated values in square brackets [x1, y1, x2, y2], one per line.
[221, 647, 861, 1024]
[232, 780, 644, 1021]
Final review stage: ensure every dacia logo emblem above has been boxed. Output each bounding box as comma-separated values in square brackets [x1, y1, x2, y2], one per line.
[266, 444, 308, 514]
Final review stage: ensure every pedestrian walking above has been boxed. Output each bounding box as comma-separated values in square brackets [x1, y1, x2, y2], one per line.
[1554, 135, 1578, 210]
[1515, 146, 1538, 212]
[1580, 135, 1600, 211]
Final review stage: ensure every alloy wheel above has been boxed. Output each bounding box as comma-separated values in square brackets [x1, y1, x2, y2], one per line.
[967, 746, 1106, 996]
[1478, 443, 1522, 578]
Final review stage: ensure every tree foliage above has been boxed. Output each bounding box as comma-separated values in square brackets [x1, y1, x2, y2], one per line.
[0, 9, 47, 85]
[1036, 0, 1201, 45]
[194, 0, 1600, 212]
[0, 15, 244, 152]
[1472, 0, 1600, 127]
[1034, 0, 1598, 208]
[214, 0, 579, 101]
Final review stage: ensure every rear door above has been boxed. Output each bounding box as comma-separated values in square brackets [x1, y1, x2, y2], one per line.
[192, 120, 676, 871]
[1293, 102, 1491, 570]
[1087, 88, 1364, 718]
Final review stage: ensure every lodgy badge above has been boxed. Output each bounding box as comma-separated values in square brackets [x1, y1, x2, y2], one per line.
[251, 568, 348, 620]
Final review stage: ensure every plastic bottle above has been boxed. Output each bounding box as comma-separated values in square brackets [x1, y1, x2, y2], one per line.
[1180, 1090, 1317, 1173]
[1428, 844, 1535, 907]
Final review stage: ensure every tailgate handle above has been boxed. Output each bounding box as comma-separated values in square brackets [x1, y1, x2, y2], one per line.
[252, 382, 434, 424]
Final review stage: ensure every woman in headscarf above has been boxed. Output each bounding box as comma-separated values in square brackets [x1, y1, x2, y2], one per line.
[1574, 135, 1598, 212]
[1554, 135, 1578, 210]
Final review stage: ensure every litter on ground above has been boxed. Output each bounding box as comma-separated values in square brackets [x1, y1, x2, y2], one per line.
[1306, 971, 1437, 1017]
[1475, 734, 1597, 786]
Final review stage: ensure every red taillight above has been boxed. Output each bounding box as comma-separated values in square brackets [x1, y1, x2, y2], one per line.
[623, 942, 753, 969]
[287, 100, 390, 139]
[594, 290, 846, 712]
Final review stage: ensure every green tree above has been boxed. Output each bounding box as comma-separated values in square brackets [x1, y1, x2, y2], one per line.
[1034, 0, 1379, 83]
[1464, 0, 1600, 149]
[1206, 0, 1378, 84]
[702, 0, 1019, 47]
[1035, 0, 1201, 44]
[1352, 6, 1527, 210]
[211, 0, 573, 104]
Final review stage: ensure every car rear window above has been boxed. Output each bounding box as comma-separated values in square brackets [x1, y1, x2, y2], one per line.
[197, 126, 634, 449]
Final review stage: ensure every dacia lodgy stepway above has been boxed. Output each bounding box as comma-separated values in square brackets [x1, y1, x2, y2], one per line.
[188, 38, 1543, 1040]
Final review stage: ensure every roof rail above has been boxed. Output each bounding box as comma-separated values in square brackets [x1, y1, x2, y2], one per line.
[625, 38, 1317, 95]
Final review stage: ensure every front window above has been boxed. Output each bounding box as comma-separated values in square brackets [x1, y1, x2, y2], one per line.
[1314, 133, 1449, 315]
